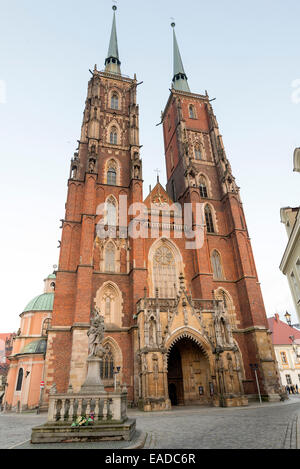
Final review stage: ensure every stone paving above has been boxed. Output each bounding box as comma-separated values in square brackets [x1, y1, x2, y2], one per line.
[1, 395, 300, 449]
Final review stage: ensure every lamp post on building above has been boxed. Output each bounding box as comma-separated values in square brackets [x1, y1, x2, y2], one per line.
[285, 311, 292, 326]
[250, 363, 262, 404]
[113, 366, 121, 391]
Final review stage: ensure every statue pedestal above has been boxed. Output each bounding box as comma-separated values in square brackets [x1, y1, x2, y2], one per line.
[79, 357, 104, 394]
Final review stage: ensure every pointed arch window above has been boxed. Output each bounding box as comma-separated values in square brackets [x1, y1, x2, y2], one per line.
[100, 346, 114, 380]
[110, 126, 118, 145]
[153, 245, 177, 298]
[205, 205, 215, 233]
[189, 105, 196, 119]
[199, 176, 208, 198]
[215, 288, 236, 327]
[111, 93, 119, 110]
[42, 318, 51, 337]
[105, 242, 116, 273]
[211, 250, 223, 280]
[194, 147, 202, 160]
[105, 297, 111, 318]
[16, 368, 23, 391]
[106, 196, 117, 226]
[291, 272, 300, 300]
[107, 167, 117, 185]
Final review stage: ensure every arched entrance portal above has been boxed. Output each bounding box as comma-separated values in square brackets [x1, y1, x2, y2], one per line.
[167, 337, 213, 406]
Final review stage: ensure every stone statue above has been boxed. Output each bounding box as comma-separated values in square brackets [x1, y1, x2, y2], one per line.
[87, 308, 105, 358]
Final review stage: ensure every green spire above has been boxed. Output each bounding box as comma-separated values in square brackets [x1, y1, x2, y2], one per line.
[171, 23, 190, 92]
[105, 6, 121, 75]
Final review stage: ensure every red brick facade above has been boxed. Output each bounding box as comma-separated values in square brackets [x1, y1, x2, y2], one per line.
[43, 65, 282, 409]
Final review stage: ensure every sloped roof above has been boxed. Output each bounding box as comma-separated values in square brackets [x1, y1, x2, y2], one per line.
[268, 314, 300, 345]
[144, 181, 174, 208]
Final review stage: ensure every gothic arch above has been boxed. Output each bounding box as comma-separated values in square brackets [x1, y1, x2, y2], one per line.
[232, 339, 247, 380]
[105, 194, 118, 226]
[188, 103, 197, 119]
[211, 249, 225, 280]
[197, 172, 212, 198]
[204, 203, 218, 233]
[165, 327, 212, 363]
[214, 287, 237, 327]
[148, 238, 184, 297]
[109, 88, 121, 110]
[106, 120, 121, 146]
[94, 281, 123, 327]
[102, 336, 123, 380]
[104, 158, 120, 186]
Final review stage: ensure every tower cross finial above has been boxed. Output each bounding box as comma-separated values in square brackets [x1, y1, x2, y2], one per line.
[105, 2, 121, 74]
[154, 168, 161, 182]
[171, 21, 190, 92]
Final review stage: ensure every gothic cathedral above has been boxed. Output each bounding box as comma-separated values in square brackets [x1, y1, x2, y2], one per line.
[42, 8, 281, 411]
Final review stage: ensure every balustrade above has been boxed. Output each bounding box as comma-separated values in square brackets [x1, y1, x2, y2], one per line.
[48, 392, 127, 424]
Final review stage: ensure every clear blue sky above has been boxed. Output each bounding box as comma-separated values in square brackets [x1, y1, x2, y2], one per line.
[0, 0, 299, 331]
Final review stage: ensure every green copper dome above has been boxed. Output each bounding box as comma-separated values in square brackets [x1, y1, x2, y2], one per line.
[23, 293, 54, 313]
[47, 274, 56, 279]
[20, 339, 47, 355]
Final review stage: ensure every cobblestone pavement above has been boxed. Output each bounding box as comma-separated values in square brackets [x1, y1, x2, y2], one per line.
[1, 396, 300, 450]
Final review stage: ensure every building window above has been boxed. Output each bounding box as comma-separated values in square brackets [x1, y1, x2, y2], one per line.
[42, 318, 51, 337]
[205, 205, 215, 233]
[105, 297, 111, 318]
[100, 347, 114, 380]
[110, 126, 118, 145]
[296, 259, 300, 281]
[211, 250, 223, 280]
[199, 176, 208, 198]
[286, 374, 292, 385]
[107, 168, 117, 185]
[106, 196, 117, 226]
[298, 374, 300, 383]
[16, 368, 23, 391]
[291, 272, 300, 300]
[105, 242, 116, 273]
[281, 352, 288, 365]
[194, 147, 202, 160]
[111, 93, 119, 110]
[153, 245, 177, 298]
[189, 105, 196, 119]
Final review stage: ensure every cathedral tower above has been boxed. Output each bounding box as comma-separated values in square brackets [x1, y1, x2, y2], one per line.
[44, 7, 145, 403]
[159, 23, 281, 402]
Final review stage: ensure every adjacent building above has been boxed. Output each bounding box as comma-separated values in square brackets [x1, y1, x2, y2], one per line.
[280, 148, 300, 322]
[268, 314, 300, 389]
[4, 275, 55, 411]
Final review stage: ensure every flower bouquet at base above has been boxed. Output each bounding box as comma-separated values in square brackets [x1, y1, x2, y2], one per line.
[71, 413, 95, 427]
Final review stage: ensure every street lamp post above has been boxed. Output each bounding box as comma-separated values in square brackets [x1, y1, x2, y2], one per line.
[250, 363, 262, 404]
